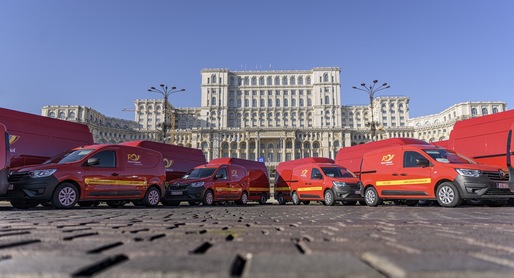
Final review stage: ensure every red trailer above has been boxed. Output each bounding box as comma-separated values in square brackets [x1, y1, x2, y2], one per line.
[120, 140, 206, 182]
[0, 107, 94, 168]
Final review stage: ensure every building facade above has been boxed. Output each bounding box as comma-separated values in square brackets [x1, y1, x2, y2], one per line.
[41, 67, 507, 166]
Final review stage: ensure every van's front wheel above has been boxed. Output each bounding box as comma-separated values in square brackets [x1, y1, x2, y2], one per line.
[292, 192, 300, 205]
[236, 191, 248, 205]
[143, 187, 161, 207]
[364, 186, 380, 207]
[436, 182, 462, 207]
[203, 190, 214, 206]
[277, 194, 286, 205]
[323, 189, 335, 206]
[53, 183, 79, 209]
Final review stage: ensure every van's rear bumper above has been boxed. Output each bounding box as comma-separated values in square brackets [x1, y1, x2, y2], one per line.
[454, 175, 514, 199]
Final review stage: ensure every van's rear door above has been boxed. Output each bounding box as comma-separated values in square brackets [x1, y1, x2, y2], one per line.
[507, 124, 514, 192]
[0, 124, 10, 195]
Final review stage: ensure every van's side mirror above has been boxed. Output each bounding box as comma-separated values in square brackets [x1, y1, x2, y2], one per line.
[416, 158, 430, 167]
[313, 173, 323, 179]
[86, 157, 100, 166]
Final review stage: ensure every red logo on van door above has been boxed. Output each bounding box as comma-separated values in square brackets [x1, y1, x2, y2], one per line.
[127, 154, 141, 161]
[300, 169, 308, 177]
[9, 135, 20, 145]
[381, 154, 395, 166]
[163, 158, 174, 169]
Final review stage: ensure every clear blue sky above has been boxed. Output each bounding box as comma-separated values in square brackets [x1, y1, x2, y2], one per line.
[1, 0, 513, 120]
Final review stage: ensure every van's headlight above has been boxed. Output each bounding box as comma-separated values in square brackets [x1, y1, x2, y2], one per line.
[190, 182, 204, 187]
[456, 169, 481, 178]
[28, 169, 57, 178]
[333, 181, 348, 187]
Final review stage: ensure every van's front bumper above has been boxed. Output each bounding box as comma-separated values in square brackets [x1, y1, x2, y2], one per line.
[332, 184, 364, 201]
[454, 175, 514, 199]
[164, 186, 205, 202]
[0, 174, 59, 201]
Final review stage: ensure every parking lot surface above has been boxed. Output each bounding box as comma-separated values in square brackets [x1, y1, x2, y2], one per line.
[1, 202, 514, 277]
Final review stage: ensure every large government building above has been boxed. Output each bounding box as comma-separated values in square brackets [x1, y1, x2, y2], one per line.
[42, 67, 507, 166]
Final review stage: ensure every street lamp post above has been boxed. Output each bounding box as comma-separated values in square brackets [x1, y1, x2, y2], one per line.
[148, 84, 185, 143]
[352, 80, 390, 141]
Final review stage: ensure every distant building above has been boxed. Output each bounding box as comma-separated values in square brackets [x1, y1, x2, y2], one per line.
[41, 67, 507, 166]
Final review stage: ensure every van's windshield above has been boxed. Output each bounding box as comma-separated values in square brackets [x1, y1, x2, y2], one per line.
[423, 149, 476, 164]
[44, 149, 94, 164]
[184, 168, 216, 179]
[321, 167, 356, 178]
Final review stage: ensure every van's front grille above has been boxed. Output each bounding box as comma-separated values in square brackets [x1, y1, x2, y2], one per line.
[8, 172, 28, 183]
[484, 171, 509, 181]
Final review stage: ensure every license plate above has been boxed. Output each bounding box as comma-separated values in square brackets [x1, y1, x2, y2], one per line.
[170, 190, 183, 196]
[355, 190, 361, 195]
[497, 183, 509, 189]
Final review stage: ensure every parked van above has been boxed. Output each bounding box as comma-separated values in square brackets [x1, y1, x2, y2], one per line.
[0, 107, 94, 168]
[3, 144, 166, 209]
[120, 140, 206, 182]
[0, 124, 9, 196]
[275, 157, 362, 206]
[335, 138, 428, 176]
[360, 143, 513, 207]
[164, 158, 256, 206]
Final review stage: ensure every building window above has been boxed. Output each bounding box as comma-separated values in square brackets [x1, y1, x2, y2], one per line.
[251, 77, 257, 85]
[471, 108, 477, 115]
[300, 99, 304, 107]
[211, 97, 216, 106]
[275, 76, 280, 85]
[276, 99, 280, 107]
[306, 77, 311, 84]
[244, 77, 249, 85]
[267, 76, 272, 85]
[323, 73, 328, 82]
[482, 108, 488, 115]
[290, 76, 296, 85]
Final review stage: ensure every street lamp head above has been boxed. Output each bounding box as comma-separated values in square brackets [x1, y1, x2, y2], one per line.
[150, 87, 156, 90]
[160, 84, 165, 88]
[171, 86, 177, 90]
[360, 83, 366, 87]
[373, 80, 378, 83]
[352, 86, 357, 89]
[382, 83, 388, 86]
[180, 89, 186, 92]
[386, 86, 391, 88]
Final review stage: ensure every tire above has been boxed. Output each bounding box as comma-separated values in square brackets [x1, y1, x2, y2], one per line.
[464, 199, 485, 206]
[52, 183, 79, 209]
[202, 190, 214, 206]
[292, 191, 300, 205]
[483, 199, 507, 207]
[302, 201, 311, 205]
[78, 201, 100, 207]
[162, 200, 180, 206]
[358, 200, 367, 206]
[364, 186, 380, 207]
[258, 193, 267, 205]
[10, 200, 39, 209]
[106, 200, 126, 208]
[143, 187, 161, 207]
[508, 199, 514, 206]
[342, 201, 357, 206]
[323, 189, 335, 206]
[404, 200, 418, 206]
[277, 194, 286, 205]
[188, 201, 200, 206]
[40, 201, 53, 207]
[236, 191, 248, 205]
[436, 182, 462, 207]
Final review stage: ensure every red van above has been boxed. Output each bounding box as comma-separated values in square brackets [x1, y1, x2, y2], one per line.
[360, 144, 513, 207]
[120, 140, 206, 182]
[4, 144, 166, 209]
[275, 157, 362, 206]
[0, 123, 9, 196]
[335, 138, 428, 176]
[164, 159, 250, 206]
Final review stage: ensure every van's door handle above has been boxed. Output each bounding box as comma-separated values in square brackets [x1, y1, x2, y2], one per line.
[400, 173, 407, 176]
[392, 173, 399, 176]
[111, 173, 119, 176]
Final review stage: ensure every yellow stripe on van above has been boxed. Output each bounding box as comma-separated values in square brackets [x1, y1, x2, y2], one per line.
[297, 187, 323, 192]
[274, 187, 291, 191]
[376, 178, 431, 186]
[216, 188, 242, 192]
[84, 179, 147, 186]
[249, 188, 270, 192]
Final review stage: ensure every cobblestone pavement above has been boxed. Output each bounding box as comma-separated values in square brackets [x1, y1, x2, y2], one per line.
[0, 201, 514, 277]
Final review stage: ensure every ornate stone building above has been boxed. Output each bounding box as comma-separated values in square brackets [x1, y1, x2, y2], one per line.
[407, 101, 507, 142]
[41, 67, 507, 166]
